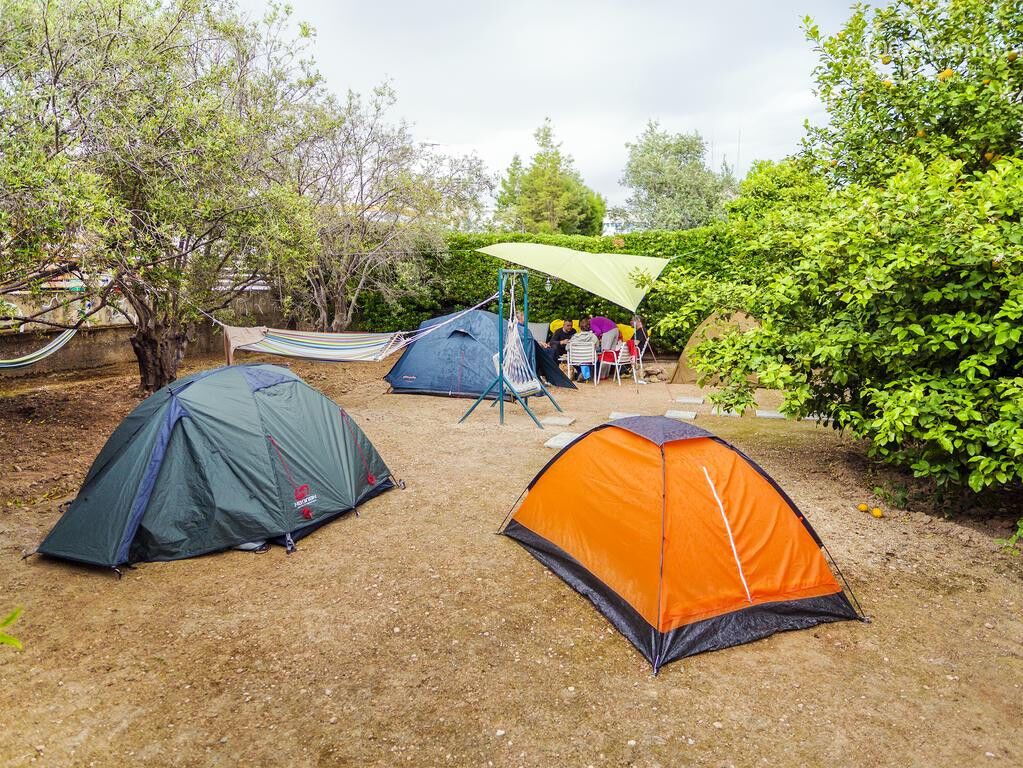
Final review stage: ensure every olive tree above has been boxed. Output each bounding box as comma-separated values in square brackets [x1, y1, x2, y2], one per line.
[1, 0, 319, 391]
[613, 121, 737, 231]
[280, 85, 491, 332]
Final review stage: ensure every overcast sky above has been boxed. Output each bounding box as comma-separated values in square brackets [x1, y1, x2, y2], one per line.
[239, 0, 857, 205]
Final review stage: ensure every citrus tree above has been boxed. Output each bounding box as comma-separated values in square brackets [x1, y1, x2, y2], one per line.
[804, 0, 1023, 183]
[680, 0, 1023, 531]
[692, 156, 1023, 496]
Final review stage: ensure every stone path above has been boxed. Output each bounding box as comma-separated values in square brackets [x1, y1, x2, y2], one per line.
[664, 409, 697, 420]
[543, 431, 580, 449]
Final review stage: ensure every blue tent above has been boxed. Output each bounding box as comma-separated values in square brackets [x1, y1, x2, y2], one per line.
[385, 309, 575, 398]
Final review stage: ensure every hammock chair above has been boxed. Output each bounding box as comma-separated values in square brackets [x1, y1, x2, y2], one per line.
[0, 328, 78, 370]
[460, 269, 561, 428]
[494, 313, 542, 398]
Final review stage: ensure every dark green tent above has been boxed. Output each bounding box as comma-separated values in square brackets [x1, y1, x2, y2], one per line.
[38, 364, 394, 568]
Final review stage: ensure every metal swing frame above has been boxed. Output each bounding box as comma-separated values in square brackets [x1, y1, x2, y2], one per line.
[459, 269, 561, 428]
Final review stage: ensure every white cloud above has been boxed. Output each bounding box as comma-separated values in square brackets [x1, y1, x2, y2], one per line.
[237, 0, 854, 204]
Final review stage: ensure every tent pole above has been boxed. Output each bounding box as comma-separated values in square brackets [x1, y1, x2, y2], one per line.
[498, 270, 505, 424]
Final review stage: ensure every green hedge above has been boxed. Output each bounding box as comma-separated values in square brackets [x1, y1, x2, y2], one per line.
[354, 227, 735, 351]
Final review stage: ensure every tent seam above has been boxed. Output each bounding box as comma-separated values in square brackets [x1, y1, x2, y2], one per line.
[654, 444, 668, 672]
[702, 465, 753, 604]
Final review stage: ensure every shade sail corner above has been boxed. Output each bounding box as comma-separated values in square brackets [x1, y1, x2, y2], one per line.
[476, 242, 668, 313]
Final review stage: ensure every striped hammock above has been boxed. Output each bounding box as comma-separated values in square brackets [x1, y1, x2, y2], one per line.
[0, 328, 78, 369]
[224, 291, 501, 366]
[228, 327, 402, 364]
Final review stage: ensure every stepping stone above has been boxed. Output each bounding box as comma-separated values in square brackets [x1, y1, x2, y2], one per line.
[802, 413, 832, 423]
[711, 407, 742, 417]
[674, 395, 705, 405]
[665, 409, 697, 421]
[755, 409, 786, 420]
[542, 415, 576, 427]
[609, 411, 641, 420]
[544, 431, 580, 450]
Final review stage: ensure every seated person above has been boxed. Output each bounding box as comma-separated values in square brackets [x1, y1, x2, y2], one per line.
[547, 319, 576, 358]
[630, 314, 648, 358]
[566, 319, 599, 381]
[516, 310, 553, 347]
[631, 315, 648, 348]
[588, 315, 620, 352]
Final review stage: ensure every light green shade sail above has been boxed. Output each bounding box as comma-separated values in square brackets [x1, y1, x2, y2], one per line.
[476, 242, 669, 312]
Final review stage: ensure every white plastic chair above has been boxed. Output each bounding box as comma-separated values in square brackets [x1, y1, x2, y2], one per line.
[566, 340, 598, 386]
[598, 343, 638, 386]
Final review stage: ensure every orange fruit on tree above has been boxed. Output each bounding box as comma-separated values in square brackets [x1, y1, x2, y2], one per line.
[881, 54, 892, 65]
[1009, 51, 1018, 62]
[916, 129, 926, 138]
[985, 151, 995, 161]
[882, 79, 894, 88]
[937, 68, 954, 81]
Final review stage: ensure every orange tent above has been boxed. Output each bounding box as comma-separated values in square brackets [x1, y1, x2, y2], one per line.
[502, 416, 862, 671]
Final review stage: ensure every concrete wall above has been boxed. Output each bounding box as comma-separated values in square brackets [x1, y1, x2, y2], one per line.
[0, 292, 282, 380]
[0, 323, 225, 379]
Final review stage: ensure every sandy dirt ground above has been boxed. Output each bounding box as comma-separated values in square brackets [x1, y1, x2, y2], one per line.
[1, 355, 1021, 768]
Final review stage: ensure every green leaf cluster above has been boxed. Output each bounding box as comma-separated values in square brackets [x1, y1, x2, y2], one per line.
[804, 0, 1023, 184]
[495, 120, 606, 236]
[614, 121, 737, 230]
[0, 607, 22, 650]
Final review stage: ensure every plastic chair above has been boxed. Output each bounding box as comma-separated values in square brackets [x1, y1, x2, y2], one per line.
[566, 341, 598, 386]
[598, 343, 638, 385]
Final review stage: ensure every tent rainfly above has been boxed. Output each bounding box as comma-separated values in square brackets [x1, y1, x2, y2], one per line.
[476, 243, 669, 312]
[502, 416, 863, 671]
[37, 364, 394, 568]
[385, 309, 574, 398]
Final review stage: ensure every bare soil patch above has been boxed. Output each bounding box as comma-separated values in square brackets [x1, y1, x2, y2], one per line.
[1, 356, 1021, 767]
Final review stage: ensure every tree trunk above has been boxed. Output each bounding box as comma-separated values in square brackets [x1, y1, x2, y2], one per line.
[130, 322, 189, 393]
[330, 295, 351, 332]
